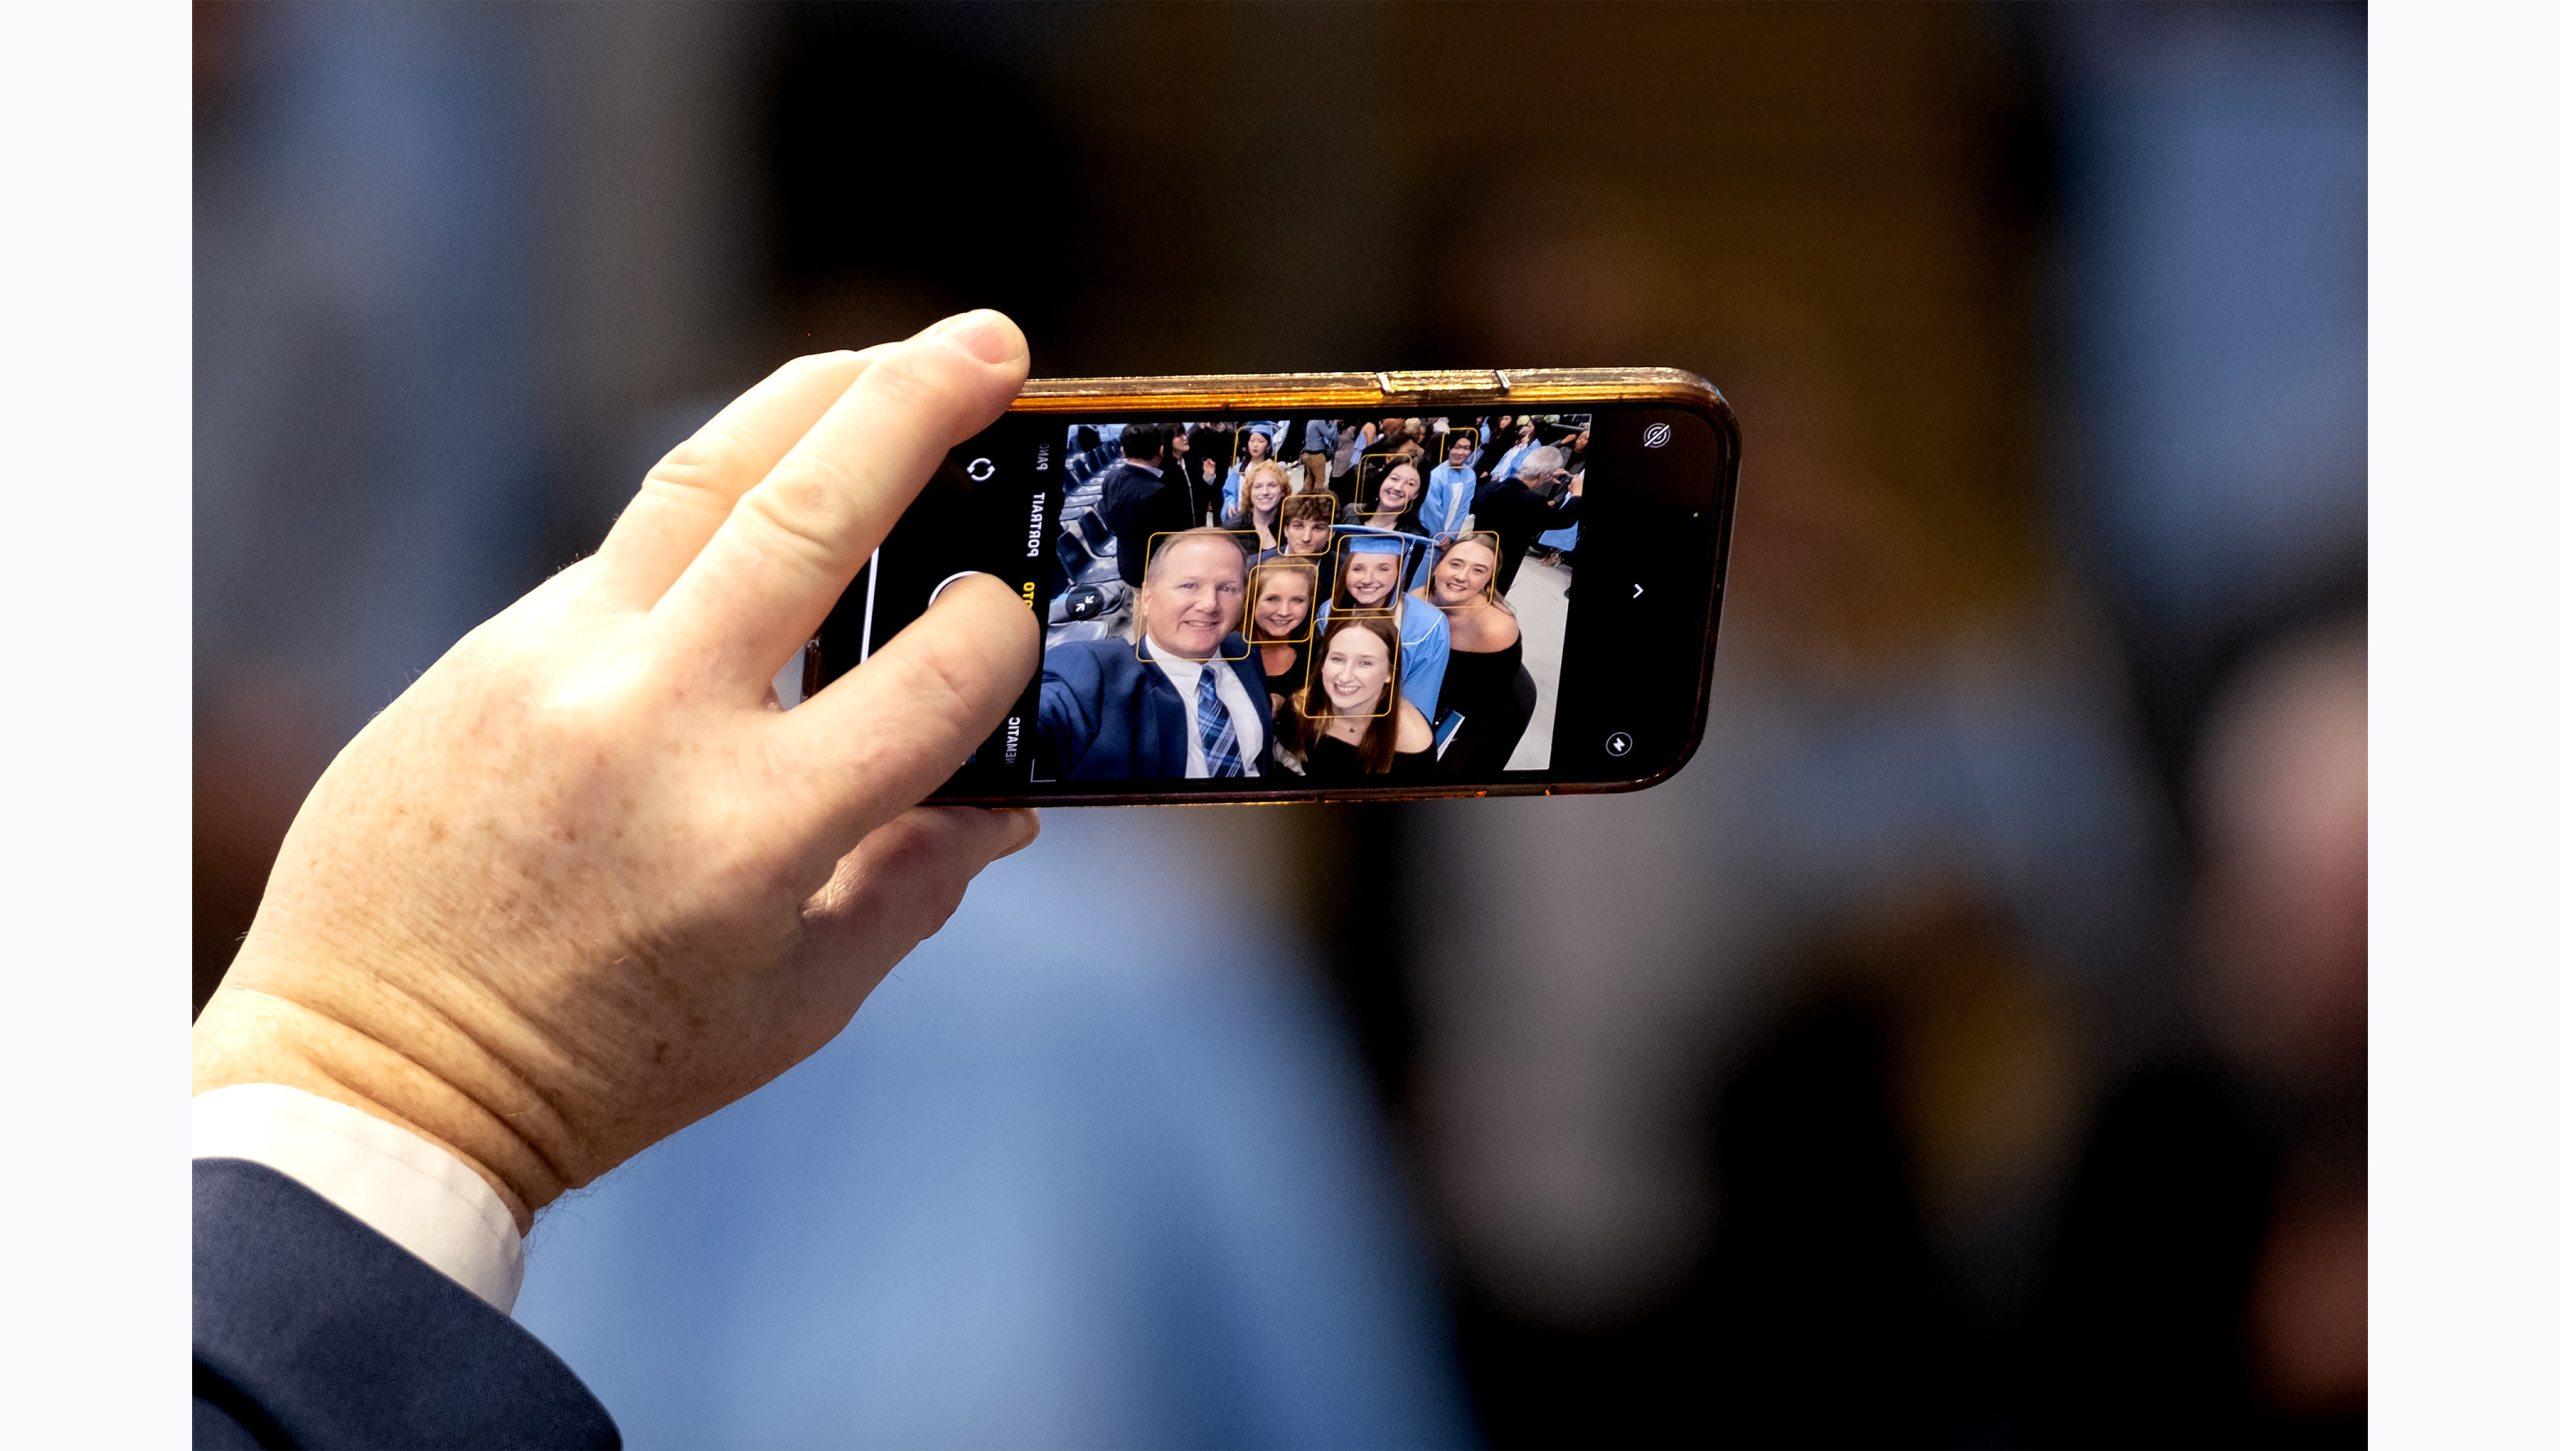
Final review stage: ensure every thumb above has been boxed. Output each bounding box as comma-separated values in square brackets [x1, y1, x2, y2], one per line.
[772, 572, 1039, 862]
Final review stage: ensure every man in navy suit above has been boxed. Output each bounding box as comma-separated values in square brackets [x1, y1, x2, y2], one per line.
[1471, 443, 1583, 594]
[1038, 527, 1274, 780]
[194, 314, 1049, 1447]
[1094, 423, 1194, 586]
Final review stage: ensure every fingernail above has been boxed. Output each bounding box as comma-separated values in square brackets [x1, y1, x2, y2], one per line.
[930, 309, 1023, 365]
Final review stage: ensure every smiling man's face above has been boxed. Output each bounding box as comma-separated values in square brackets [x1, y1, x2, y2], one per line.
[1142, 535, 1247, 659]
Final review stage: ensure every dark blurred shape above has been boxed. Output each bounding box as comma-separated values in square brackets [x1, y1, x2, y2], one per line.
[2029, 619, 2367, 1448]
[1461, 990, 1962, 1451]
[1442, 899, 2075, 1450]
[757, 4, 1084, 352]
[1688, 989, 1963, 1448]
[2030, 1055, 2281, 1445]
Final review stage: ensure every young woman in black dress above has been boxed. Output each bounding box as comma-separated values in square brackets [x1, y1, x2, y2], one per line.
[1424, 533, 1533, 773]
[1276, 615, 1436, 778]
[1242, 555, 1318, 714]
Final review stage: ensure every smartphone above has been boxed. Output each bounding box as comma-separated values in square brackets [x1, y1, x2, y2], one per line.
[804, 367, 1737, 805]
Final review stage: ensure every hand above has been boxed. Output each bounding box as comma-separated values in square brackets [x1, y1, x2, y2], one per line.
[192, 311, 1041, 1227]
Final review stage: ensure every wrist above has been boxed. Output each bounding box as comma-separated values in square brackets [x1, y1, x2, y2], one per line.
[192, 981, 563, 1230]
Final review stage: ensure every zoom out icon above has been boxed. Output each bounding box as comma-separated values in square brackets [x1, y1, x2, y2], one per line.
[1641, 423, 1672, 449]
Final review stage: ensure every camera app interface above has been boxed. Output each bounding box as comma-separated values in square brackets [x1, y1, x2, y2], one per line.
[827, 410, 1601, 794]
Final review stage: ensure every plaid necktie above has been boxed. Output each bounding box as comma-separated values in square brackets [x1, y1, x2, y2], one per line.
[1196, 667, 1247, 777]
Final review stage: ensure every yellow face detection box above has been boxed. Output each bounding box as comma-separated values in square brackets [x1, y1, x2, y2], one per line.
[1242, 558, 1320, 646]
[1137, 528, 1261, 662]
[1303, 615, 1400, 722]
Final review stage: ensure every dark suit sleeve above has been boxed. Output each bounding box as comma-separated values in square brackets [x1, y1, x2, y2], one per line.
[194, 1158, 618, 1450]
[1095, 468, 1147, 585]
[1037, 642, 1104, 778]
[1144, 478, 1200, 551]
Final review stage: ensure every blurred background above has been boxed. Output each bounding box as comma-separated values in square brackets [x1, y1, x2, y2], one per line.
[195, 3, 2366, 1446]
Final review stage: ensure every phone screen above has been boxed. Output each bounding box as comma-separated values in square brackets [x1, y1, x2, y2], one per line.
[808, 401, 1732, 803]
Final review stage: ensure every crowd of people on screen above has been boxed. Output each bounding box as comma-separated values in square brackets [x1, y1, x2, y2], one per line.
[1039, 414, 1587, 782]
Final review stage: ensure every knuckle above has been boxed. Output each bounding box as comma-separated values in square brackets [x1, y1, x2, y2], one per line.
[522, 688, 624, 758]
[871, 827, 973, 923]
[645, 426, 756, 504]
[513, 646, 664, 754]
[733, 465, 855, 573]
[707, 842, 800, 914]
[890, 629, 988, 725]
[697, 798, 806, 897]
[866, 823, 940, 879]
[738, 715, 809, 797]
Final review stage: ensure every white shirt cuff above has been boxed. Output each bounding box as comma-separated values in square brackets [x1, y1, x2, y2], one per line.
[192, 1083, 525, 1313]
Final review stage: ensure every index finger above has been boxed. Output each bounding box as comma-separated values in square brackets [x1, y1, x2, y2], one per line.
[589, 349, 874, 609]
[650, 310, 1028, 690]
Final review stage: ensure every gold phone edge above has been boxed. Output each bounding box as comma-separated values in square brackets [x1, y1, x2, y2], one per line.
[1012, 366, 1729, 420]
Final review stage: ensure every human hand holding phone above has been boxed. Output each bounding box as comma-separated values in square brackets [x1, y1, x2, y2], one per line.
[192, 311, 1042, 1227]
